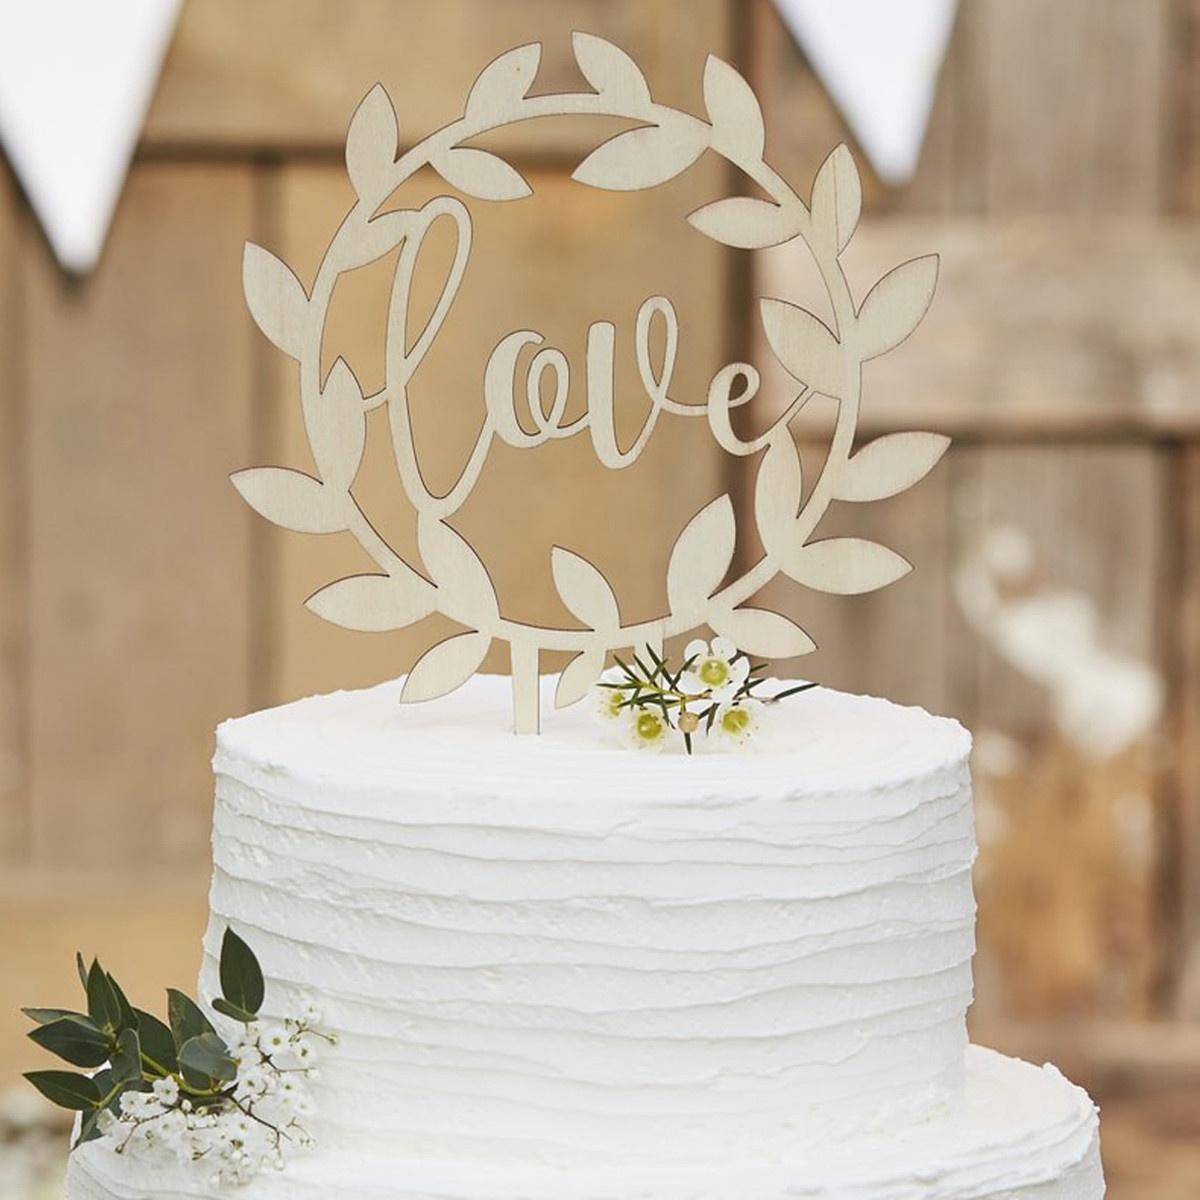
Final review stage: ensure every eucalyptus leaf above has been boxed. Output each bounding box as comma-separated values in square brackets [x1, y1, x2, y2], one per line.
[76, 1069, 138, 1146]
[22, 1007, 89, 1026]
[167, 989, 216, 1051]
[212, 997, 256, 1024]
[110, 1028, 143, 1085]
[219, 928, 266, 1018]
[178, 1033, 238, 1089]
[24, 1070, 102, 1111]
[133, 1008, 178, 1075]
[86, 962, 122, 1034]
[75, 1108, 103, 1147]
[28, 1017, 111, 1069]
[107, 974, 139, 1035]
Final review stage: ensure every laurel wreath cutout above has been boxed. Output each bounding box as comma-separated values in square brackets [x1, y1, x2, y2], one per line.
[231, 34, 949, 732]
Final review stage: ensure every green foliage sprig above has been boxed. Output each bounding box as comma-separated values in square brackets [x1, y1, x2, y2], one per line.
[22, 929, 325, 1168]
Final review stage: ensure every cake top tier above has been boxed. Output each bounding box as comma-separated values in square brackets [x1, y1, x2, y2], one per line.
[216, 676, 970, 807]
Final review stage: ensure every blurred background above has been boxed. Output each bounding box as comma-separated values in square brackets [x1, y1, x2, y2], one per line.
[2, 1, 1198, 1196]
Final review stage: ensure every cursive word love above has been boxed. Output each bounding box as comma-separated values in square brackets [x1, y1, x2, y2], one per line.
[382, 197, 778, 521]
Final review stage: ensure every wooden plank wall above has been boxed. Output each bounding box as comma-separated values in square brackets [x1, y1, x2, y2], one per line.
[1, 1, 1198, 1191]
[0, 0, 738, 1083]
[0, 164, 27, 865]
[751, 0, 1199, 1190]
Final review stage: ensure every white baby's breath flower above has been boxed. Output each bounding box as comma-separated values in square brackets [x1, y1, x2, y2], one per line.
[236, 1065, 270, 1102]
[292, 1041, 320, 1072]
[93, 994, 330, 1188]
[681, 637, 748, 704]
[119, 1092, 163, 1121]
[622, 705, 669, 752]
[259, 1025, 289, 1055]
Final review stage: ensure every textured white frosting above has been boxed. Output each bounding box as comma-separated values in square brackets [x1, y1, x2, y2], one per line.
[62, 674, 1104, 1199]
[198, 676, 977, 1162]
[67, 1046, 1103, 1199]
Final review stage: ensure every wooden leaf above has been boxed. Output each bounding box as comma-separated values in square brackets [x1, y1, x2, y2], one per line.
[346, 84, 399, 202]
[811, 143, 861, 254]
[306, 573, 435, 633]
[688, 198, 796, 249]
[551, 547, 620, 631]
[402, 632, 492, 703]
[711, 607, 816, 658]
[350, 210, 410, 269]
[703, 55, 765, 166]
[573, 125, 707, 191]
[666, 494, 736, 612]
[836, 432, 951, 502]
[433, 148, 531, 201]
[555, 647, 606, 709]
[419, 516, 499, 618]
[755, 436, 803, 554]
[230, 468, 344, 535]
[760, 298, 844, 396]
[307, 357, 366, 490]
[857, 255, 939, 360]
[573, 32, 651, 110]
[784, 537, 913, 595]
[465, 43, 542, 122]
[242, 242, 308, 360]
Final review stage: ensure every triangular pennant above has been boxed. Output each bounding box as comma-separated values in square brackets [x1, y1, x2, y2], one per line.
[0, 0, 180, 273]
[772, 0, 958, 185]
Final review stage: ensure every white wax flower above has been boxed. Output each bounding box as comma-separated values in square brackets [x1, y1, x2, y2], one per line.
[681, 637, 749, 704]
[710, 699, 762, 748]
[623, 705, 669, 751]
[591, 666, 630, 724]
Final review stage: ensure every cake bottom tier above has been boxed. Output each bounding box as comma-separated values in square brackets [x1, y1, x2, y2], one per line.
[66, 1047, 1103, 1200]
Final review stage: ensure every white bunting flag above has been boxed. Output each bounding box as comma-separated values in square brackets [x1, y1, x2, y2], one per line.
[0, 0, 180, 273]
[772, 0, 958, 185]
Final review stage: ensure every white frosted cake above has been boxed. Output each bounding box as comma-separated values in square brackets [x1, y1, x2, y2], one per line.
[67, 676, 1103, 1198]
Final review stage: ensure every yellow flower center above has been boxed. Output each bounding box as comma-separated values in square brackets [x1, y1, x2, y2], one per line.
[721, 707, 751, 736]
[604, 689, 627, 718]
[635, 711, 665, 742]
[698, 657, 730, 688]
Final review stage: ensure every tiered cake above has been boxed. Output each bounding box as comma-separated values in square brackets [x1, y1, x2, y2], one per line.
[67, 676, 1103, 1199]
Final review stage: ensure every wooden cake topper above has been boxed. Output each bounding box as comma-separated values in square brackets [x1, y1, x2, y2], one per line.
[232, 34, 948, 734]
